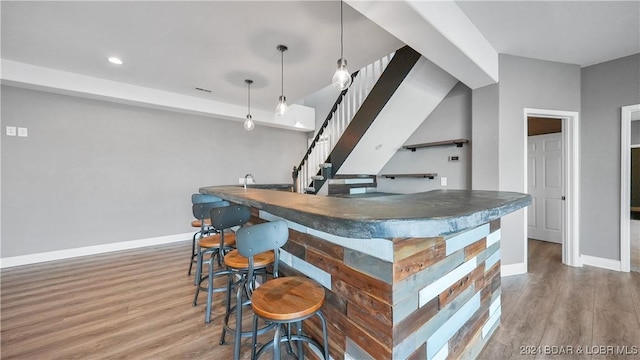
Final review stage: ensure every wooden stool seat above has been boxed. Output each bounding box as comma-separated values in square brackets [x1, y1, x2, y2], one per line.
[191, 218, 212, 228]
[251, 277, 325, 321]
[198, 233, 236, 249]
[223, 249, 274, 269]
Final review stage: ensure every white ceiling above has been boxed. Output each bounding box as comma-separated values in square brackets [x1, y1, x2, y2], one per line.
[456, 0, 640, 67]
[0, 1, 402, 111]
[2, 1, 639, 115]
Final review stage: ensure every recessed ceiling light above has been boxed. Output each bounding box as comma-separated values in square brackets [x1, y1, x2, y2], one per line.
[108, 57, 123, 65]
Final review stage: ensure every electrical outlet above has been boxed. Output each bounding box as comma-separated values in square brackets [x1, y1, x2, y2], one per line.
[448, 156, 459, 162]
[239, 177, 245, 184]
[6, 126, 16, 136]
[441, 177, 447, 186]
[18, 127, 28, 137]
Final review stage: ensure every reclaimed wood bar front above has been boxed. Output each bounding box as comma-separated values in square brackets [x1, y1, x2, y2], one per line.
[200, 186, 530, 360]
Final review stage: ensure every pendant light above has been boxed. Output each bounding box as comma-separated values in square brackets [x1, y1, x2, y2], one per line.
[332, 0, 351, 90]
[244, 79, 255, 131]
[275, 44, 289, 116]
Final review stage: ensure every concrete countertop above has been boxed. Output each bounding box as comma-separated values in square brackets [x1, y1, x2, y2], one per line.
[199, 186, 531, 239]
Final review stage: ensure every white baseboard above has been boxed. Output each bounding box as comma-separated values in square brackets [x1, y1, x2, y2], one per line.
[501, 262, 527, 277]
[581, 255, 621, 271]
[0, 232, 193, 269]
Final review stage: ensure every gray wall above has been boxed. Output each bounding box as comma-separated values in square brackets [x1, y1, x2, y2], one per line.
[580, 54, 640, 260]
[376, 82, 472, 193]
[631, 120, 640, 145]
[498, 55, 581, 267]
[1, 86, 307, 257]
[300, 84, 343, 137]
[471, 83, 499, 191]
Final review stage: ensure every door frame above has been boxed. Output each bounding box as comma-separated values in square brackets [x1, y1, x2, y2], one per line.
[620, 104, 640, 273]
[527, 132, 564, 244]
[524, 108, 581, 268]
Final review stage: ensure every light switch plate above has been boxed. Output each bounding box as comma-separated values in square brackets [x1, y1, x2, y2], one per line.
[18, 127, 28, 137]
[6, 126, 16, 136]
[441, 177, 447, 186]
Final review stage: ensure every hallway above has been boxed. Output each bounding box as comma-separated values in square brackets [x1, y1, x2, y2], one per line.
[479, 239, 640, 359]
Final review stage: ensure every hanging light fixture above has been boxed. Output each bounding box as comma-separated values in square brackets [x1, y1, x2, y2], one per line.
[275, 44, 289, 116]
[332, 0, 351, 91]
[244, 79, 255, 131]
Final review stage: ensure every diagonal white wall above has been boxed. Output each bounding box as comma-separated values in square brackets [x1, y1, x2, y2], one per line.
[347, 0, 498, 89]
[337, 57, 458, 175]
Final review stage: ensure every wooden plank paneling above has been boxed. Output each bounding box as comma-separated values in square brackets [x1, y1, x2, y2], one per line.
[465, 238, 487, 261]
[490, 219, 500, 233]
[406, 342, 427, 360]
[447, 309, 489, 359]
[439, 265, 484, 309]
[393, 236, 443, 261]
[290, 229, 344, 260]
[307, 247, 392, 305]
[392, 296, 439, 345]
[394, 241, 446, 281]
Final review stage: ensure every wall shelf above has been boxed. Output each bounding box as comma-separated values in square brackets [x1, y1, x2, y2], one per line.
[381, 173, 437, 180]
[403, 139, 468, 152]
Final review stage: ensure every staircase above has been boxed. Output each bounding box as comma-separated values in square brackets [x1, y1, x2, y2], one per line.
[293, 45, 458, 195]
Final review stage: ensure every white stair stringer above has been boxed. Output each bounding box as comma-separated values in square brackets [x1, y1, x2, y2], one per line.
[332, 56, 458, 180]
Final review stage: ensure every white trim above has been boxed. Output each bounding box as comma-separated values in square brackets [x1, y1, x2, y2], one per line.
[621, 104, 640, 273]
[0, 232, 192, 269]
[581, 255, 622, 272]
[0, 60, 315, 132]
[524, 108, 581, 269]
[501, 262, 526, 276]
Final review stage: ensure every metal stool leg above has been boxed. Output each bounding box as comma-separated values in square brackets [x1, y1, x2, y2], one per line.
[296, 321, 304, 358]
[188, 231, 198, 276]
[205, 256, 215, 323]
[319, 311, 329, 360]
[219, 272, 234, 345]
[233, 281, 244, 360]
[272, 324, 282, 360]
[192, 247, 204, 305]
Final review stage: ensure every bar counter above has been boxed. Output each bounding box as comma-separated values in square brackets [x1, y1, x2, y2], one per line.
[200, 185, 530, 360]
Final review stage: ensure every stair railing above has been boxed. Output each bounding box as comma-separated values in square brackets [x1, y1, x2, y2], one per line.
[295, 52, 394, 193]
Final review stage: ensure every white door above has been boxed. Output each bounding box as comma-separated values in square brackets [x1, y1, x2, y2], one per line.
[528, 133, 563, 243]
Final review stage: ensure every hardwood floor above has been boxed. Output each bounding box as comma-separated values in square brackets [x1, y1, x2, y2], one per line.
[479, 239, 640, 360]
[0, 242, 294, 360]
[1, 239, 639, 359]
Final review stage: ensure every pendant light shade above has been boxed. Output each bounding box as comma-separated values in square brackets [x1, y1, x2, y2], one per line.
[332, 0, 351, 91]
[275, 95, 288, 117]
[276, 44, 289, 116]
[244, 79, 255, 131]
[332, 58, 351, 90]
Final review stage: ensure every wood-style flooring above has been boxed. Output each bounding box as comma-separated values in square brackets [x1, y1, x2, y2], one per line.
[0, 242, 293, 360]
[479, 239, 640, 360]
[1, 239, 639, 359]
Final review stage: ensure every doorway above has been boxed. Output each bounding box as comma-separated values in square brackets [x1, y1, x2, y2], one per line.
[527, 117, 563, 245]
[524, 108, 580, 269]
[620, 104, 640, 272]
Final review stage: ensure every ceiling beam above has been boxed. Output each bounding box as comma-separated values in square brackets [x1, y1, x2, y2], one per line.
[346, 0, 498, 89]
[0, 59, 315, 132]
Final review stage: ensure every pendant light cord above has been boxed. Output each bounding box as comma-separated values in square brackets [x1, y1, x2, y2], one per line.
[281, 49, 284, 97]
[247, 81, 251, 114]
[340, 0, 344, 59]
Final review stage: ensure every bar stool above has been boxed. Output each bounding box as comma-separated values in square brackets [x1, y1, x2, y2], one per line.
[218, 209, 276, 360]
[192, 200, 241, 324]
[236, 221, 330, 360]
[188, 193, 222, 276]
